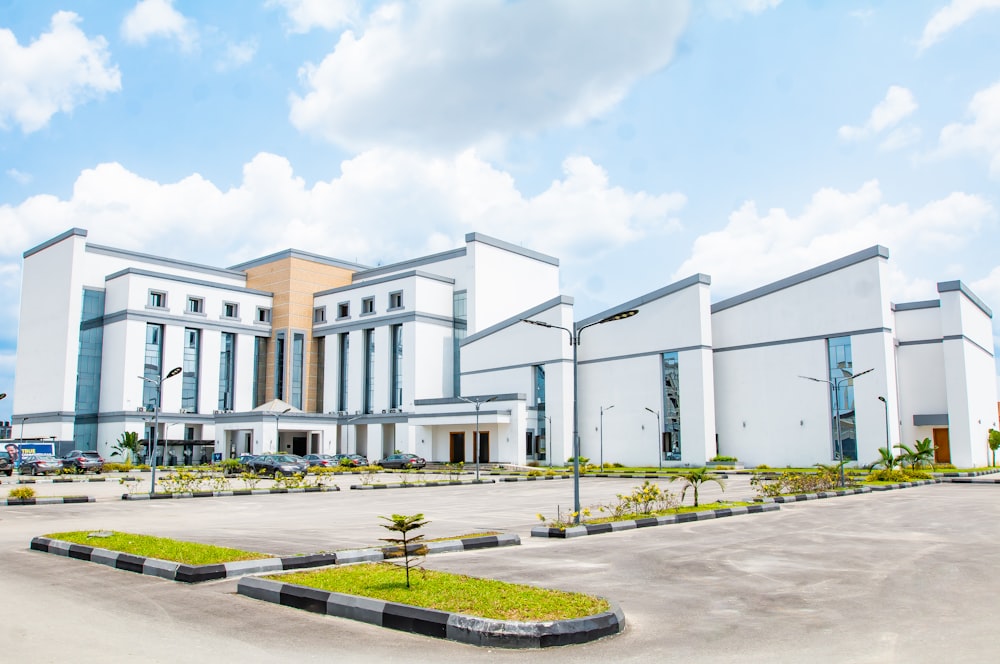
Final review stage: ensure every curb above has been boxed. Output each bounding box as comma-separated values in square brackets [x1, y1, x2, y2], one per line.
[498, 475, 571, 482]
[935, 469, 1000, 478]
[7, 476, 126, 484]
[532, 503, 780, 539]
[121, 486, 340, 500]
[757, 488, 872, 503]
[1, 496, 95, 506]
[29, 536, 337, 583]
[237, 576, 623, 648]
[350, 480, 495, 490]
[939, 477, 1000, 484]
[866, 479, 940, 491]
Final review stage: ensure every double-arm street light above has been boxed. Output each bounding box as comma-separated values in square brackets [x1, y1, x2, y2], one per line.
[644, 407, 662, 470]
[877, 395, 891, 456]
[521, 309, 638, 523]
[140, 366, 182, 495]
[599, 405, 614, 471]
[800, 367, 874, 487]
[457, 395, 497, 481]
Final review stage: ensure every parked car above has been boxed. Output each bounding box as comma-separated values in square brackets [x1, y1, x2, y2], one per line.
[19, 454, 64, 476]
[377, 453, 426, 470]
[330, 454, 368, 467]
[302, 454, 338, 468]
[246, 454, 310, 477]
[0, 451, 13, 477]
[61, 450, 105, 473]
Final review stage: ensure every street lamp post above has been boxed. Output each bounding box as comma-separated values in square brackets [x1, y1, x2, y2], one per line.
[877, 396, 890, 455]
[522, 308, 638, 523]
[599, 405, 614, 471]
[800, 367, 874, 487]
[546, 414, 553, 467]
[19, 416, 28, 464]
[644, 407, 661, 470]
[270, 407, 292, 453]
[140, 366, 182, 496]
[457, 395, 497, 482]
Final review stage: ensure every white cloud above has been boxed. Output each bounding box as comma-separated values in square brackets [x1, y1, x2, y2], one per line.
[0, 11, 120, 133]
[6, 169, 32, 185]
[919, 0, 1000, 51]
[289, 0, 690, 153]
[121, 0, 198, 51]
[266, 0, 358, 33]
[0, 150, 684, 280]
[215, 39, 258, 72]
[839, 86, 918, 142]
[707, 0, 782, 19]
[879, 126, 922, 152]
[935, 81, 1000, 179]
[672, 180, 994, 301]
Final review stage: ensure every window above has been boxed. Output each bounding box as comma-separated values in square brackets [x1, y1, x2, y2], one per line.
[363, 328, 374, 413]
[390, 324, 403, 408]
[827, 336, 858, 462]
[143, 324, 164, 409]
[74, 289, 105, 448]
[313, 306, 327, 324]
[256, 307, 271, 324]
[314, 337, 325, 413]
[218, 332, 235, 410]
[181, 328, 200, 412]
[222, 302, 239, 319]
[533, 365, 545, 407]
[148, 290, 166, 309]
[452, 291, 467, 395]
[389, 291, 403, 310]
[187, 297, 204, 314]
[274, 331, 286, 400]
[361, 297, 375, 315]
[337, 302, 350, 319]
[253, 336, 268, 408]
[662, 352, 681, 460]
[338, 333, 349, 411]
[291, 333, 304, 409]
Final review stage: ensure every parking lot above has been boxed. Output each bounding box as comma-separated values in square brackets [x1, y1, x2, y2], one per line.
[2, 475, 999, 663]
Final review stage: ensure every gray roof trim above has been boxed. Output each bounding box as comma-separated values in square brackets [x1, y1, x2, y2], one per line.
[713, 327, 892, 354]
[313, 311, 454, 336]
[103, 309, 272, 336]
[465, 232, 560, 266]
[105, 267, 271, 296]
[462, 295, 575, 346]
[351, 247, 467, 281]
[86, 242, 247, 279]
[578, 344, 712, 367]
[711, 245, 890, 313]
[892, 300, 940, 312]
[23, 228, 88, 259]
[11, 411, 75, 423]
[315, 269, 455, 297]
[942, 334, 995, 358]
[937, 280, 993, 318]
[913, 414, 949, 426]
[414, 393, 525, 406]
[404, 409, 513, 421]
[461, 358, 573, 376]
[577, 274, 711, 328]
[228, 248, 368, 272]
[896, 339, 941, 348]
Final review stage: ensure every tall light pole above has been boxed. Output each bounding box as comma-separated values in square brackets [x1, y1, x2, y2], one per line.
[522, 308, 638, 523]
[599, 405, 614, 471]
[644, 407, 662, 470]
[546, 414, 553, 467]
[270, 407, 292, 453]
[19, 415, 28, 463]
[800, 367, 873, 487]
[877, 396, 890, 455]
[140, 366, 182, 496]
[457, 395, 496, 482]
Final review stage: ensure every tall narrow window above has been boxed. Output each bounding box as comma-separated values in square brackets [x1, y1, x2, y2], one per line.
[662, 352, 681, 460]
[182, 328, 200, 412]
[533, 364, 546, 461]
[253, 336, 268, 407]
[290, 332, 304, 409]
[452, 291, 467, 395]
[390, 324, 403, 409]
[338, 333, 349, 411]
[143, 323, 163, 409]
[827, 336, 857, 461]
[74, 288, 105, 449]
[363, 329, 375, 413]
[314, 336, 325, 413]
[218, 332, 236, 410]
[274, 331, 286, 401]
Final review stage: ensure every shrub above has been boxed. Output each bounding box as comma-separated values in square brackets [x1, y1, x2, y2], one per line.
[755, 464, 770, 470]
[868, 469, 932, 482]
[711, 455, 738, 463]
[8, 486, 36, 500]
[526, 461, 540, 467]
[599, 481, 678, 518]
[527, 469, 543, 477]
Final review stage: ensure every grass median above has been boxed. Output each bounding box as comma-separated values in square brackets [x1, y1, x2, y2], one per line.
[43, 531, 271, 565]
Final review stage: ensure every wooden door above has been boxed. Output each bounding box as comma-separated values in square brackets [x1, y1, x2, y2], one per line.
[478, 432, 489, 464]
[450, 432, 465, 463]
[933, 428, 951, 464]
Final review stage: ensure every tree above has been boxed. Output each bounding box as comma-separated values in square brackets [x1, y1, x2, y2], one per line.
[988, 430, 1000, 467]
[111, 431, 142, 465]
[669, 468, 725, 507]
[895, 438, 935, 469]
[379, 513, 429, 589]
[868, 446, 900, 471]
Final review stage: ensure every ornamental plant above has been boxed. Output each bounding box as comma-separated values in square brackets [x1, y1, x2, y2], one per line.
[379, 513, 429, 589]
[988, 429, 1000, 467]
[669, 468, 725, 507]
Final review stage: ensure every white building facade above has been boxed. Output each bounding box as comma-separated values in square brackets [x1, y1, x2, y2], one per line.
[11, 229, 999, 469]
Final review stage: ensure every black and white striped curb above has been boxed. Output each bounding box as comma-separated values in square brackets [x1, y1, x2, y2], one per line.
[939, 477, 1000, 484]
[498, 475, 571, 482]
[238, 576, 623, 648]
[757, 488, 872, 503]
[6, 476, 132, 484]
[936, 469, 1000, 478]
[532, 503, 780, 539]
[2, 496, 95, 506]
[335, 533, 520, 564]
[29, 536, 338, 583]
[867, 479, 940, 490]
[122, 486, 340, 500]
[350, 479, 494, 490]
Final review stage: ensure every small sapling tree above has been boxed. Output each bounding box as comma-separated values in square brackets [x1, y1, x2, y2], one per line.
[379, 513, 429, 589]
[669, 468, 725, 507]
[989, 429, 1000, 467]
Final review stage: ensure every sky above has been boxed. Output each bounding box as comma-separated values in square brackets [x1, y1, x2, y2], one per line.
[2, 0, 1000, 421]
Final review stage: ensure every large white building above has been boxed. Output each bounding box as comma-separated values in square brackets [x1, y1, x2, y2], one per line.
[11, 229, 999, 469]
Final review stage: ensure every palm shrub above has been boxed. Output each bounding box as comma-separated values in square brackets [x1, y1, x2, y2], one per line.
[868, 446, 900, 471]
[379, 513, 429, 589]
[895, 438, 936, 469]
[111, 431, 142, 466]
[669, 468, 725, 507]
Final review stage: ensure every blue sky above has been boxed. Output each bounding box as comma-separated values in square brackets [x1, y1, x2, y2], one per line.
[2, 0, 1000, 421]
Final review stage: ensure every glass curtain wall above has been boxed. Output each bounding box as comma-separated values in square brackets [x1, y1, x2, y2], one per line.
[827, 336, 857, 461]
[314, 336, 325, 413]
[73, 289, 105, 448]
[390, 324, 403, 409]
[452, 291, 467, 396]
[253, 336, 268, 407]
[290, 332, 304, 409]
[273, 331, 285, 401]
[662, 352, 681, 460]
[143, 323, 164, 409]
[363, 329, 374, 413]
[181, 328, 200, 412]
[218, 332, 235, 410]
[338, 333, 349, 411]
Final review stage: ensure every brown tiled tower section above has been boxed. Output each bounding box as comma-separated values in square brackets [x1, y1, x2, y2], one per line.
[243, 256, 355, 412]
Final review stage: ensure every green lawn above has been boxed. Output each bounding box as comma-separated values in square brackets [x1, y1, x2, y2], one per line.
[44, 531, 271, 565]
[271, 562, 608, 621]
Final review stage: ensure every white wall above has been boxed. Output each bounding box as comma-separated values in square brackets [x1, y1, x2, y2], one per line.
[466, 240, 560, 333]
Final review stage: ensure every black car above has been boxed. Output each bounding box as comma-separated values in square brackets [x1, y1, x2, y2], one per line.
[246, 454, 310, 477]
[377, 453, 426, 470]
[19, 454, 64, 476]
[0, 451, 13, 477]
[302, 454, 338, 468]
[61, 450, 105, 473]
